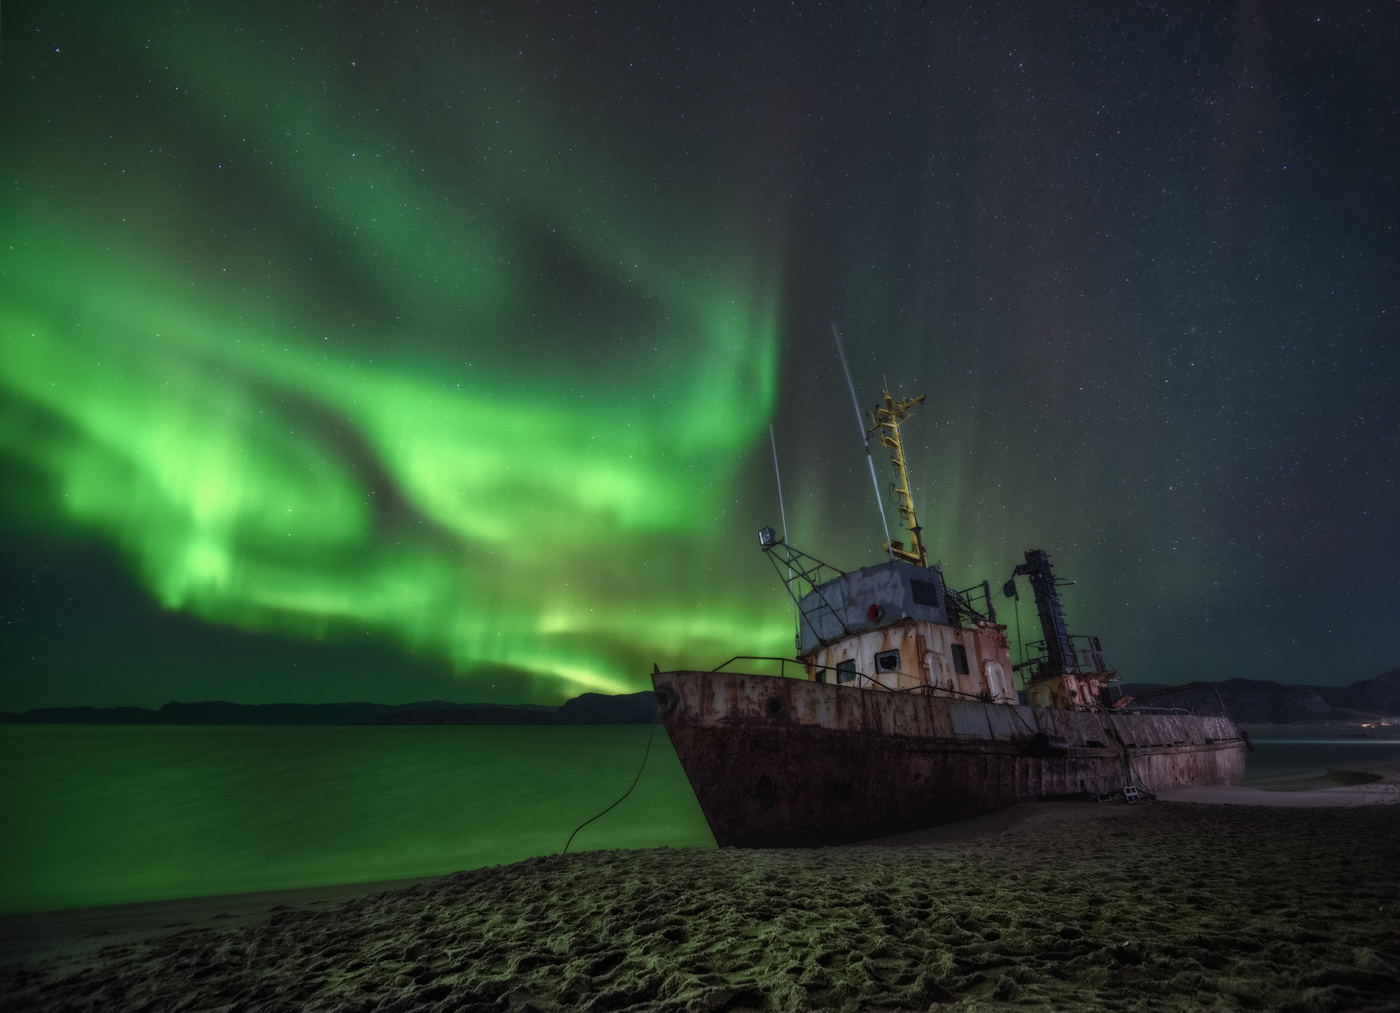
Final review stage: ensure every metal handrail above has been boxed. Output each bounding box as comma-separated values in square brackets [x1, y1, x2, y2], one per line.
[1125, 681, 1233, 720]
[1013, 636, 1120, 677]
[890, 683, 998, 703]
[952, 580, 998, 625]
[708, 656, 1000, 702]
[711, 655, 849, 680]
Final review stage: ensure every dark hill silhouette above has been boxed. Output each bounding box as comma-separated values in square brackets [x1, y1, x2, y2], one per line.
[3, 673, 1396, 726]
[1120, 668, 1400, 723]
[0, 692, 658, 726]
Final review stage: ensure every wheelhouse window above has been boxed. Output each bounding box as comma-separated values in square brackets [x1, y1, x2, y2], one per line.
[950, 643, 969, 675]
[875, 649, 900, 673]
[835, 659, 858, 684]
[910, 579, 939, 607]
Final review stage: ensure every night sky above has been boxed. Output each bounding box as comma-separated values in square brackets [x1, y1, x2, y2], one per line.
[2, 1, 1396, 711]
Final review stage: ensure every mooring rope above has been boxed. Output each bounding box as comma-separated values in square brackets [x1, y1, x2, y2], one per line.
[562, 704, 660, 854]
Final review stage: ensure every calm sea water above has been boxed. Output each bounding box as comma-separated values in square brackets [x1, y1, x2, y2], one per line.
[1241, 737, 1400, 786]
[4, 727, 1398, 915]
[0, 724, 714, 915]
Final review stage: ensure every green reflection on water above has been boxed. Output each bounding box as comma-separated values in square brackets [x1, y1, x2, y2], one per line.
[0, 725, 715, 914]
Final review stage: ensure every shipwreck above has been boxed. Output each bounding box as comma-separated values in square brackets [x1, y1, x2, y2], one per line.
[652, 387, 1247, 847]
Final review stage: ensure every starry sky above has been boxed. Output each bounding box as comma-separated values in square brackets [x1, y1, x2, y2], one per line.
[2, 1, 1396, 710]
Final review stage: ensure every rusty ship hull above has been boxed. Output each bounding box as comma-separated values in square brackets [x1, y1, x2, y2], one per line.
[653, 669, 1247, 848]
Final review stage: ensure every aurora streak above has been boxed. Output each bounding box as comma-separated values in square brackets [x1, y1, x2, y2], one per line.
[3, 2, 786, 699]
[3, 1, 1398, 709]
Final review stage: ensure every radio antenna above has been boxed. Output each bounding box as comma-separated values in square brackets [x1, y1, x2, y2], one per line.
[832, 323, 894, 562]
[768, 423, 799, 645]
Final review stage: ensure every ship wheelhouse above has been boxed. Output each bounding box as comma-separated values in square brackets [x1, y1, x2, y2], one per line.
[793, 560, 1017, 704]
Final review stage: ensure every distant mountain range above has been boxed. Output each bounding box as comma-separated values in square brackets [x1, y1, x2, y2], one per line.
[3, 669, 1397, 726]
[0, 692, 658, 726]
[1122, 668, 1400, 723]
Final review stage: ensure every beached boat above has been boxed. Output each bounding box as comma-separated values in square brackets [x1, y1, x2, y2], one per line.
[652, 388, 1248, 848]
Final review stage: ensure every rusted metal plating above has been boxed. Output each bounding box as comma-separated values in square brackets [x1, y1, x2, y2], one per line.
[652, 668, 1248, 848]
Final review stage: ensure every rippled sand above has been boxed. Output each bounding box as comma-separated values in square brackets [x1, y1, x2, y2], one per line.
[4, 798, 1398, 1013]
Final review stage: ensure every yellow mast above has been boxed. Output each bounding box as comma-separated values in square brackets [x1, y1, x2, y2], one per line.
[867, 387, 928, 566]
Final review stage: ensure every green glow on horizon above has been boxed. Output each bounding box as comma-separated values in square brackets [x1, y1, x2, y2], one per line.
[0, 6, 792, 698]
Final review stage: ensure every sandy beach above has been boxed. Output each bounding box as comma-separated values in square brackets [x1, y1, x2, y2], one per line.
[3, 784, 1398, 1012]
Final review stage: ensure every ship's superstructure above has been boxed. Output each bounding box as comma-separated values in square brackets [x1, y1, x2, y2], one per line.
[1009, 548, 1119, 710]
[759, 386, 1081, 710]
[759, 540, 1019, 705]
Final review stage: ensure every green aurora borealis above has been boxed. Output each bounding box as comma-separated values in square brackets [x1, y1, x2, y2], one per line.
[3, 2, 788, 702]
[3, 1, 1398, 708]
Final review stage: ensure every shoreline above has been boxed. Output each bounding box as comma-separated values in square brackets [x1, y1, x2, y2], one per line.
[0, 808, 1056, 969]
[4, 776, 1398, 1011]
[4, 799, 1396, 1012]
[0, 876, 444, 975]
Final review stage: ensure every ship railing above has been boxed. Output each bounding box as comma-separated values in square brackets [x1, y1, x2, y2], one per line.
[709, 656, 1000, 703]
[711, 656, 846, 681]
[1014, 637, 1120, 678]
[1013, 639, 1051, 674]
[951, 580, 998, 626]
[1120, 682, 1234, 720]
[890, 683, 1000, 703]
